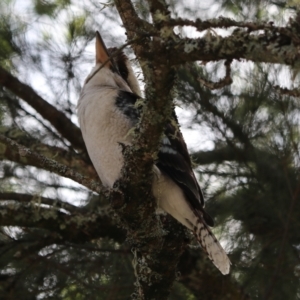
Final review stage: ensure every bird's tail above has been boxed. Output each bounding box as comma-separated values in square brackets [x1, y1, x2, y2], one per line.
[190, 214, 231, 275]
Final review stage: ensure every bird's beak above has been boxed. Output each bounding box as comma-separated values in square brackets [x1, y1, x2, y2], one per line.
[95, 31, 119, 73]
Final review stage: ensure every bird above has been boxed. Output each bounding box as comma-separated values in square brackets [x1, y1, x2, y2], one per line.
[77, 31, 230, 275]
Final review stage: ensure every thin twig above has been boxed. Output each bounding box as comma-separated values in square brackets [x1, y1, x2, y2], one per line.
[198, 60, 233, 90]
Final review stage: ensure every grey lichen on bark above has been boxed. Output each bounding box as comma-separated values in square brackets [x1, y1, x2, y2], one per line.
[113, 0, 188, 298]
[0, 126, 97, 178]
[0, 134, 102, 193]
[0, 198, 126, 243]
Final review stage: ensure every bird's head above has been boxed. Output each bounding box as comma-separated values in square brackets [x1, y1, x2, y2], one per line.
[83, 31, 141, 97]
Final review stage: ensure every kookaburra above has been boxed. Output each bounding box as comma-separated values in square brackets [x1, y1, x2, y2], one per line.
[77, 32, 230, 275]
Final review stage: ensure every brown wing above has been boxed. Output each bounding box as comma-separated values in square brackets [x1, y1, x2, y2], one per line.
[115, 89, 214, 226]
[157, 114, 214, 227]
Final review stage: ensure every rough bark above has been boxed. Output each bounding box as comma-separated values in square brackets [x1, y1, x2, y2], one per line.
[0, 126, 96, 178]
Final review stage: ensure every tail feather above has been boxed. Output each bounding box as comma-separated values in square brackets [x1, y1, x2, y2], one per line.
[190, 216, 231, 275]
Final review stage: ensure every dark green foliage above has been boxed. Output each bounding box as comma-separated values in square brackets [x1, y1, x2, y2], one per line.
[1, 0, 300, 299]
[0, 229, 134, 299]
[0, 16, 23, 67]
[34, 0, 71, 17]
[177, 60, 300, 299]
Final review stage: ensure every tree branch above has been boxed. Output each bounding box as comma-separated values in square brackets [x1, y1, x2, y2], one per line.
[198, 60, 233, 90]
[146, 0, 170, 25]
[178, 64, 252, 147]
[274, 85, 300, 97]
[172, 30, 298, 66]
[0, 192, 78, 213]
[113, 2, 186, 299]
[0, 201, 126, 244]
[192, 146, 245, 165]
[112, 9, 300, 68]
[0, 134, 103, 193]
[163, 16, 276, 33]
[0, 126, 97, 178]
[0, 66, 86, 150]
[114, 0, 152, 60]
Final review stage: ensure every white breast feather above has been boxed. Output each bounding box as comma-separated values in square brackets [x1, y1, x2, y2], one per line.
[78, 87, 132, 187]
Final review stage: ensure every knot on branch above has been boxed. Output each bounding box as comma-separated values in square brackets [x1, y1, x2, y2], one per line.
[198, 59, 233, 90]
